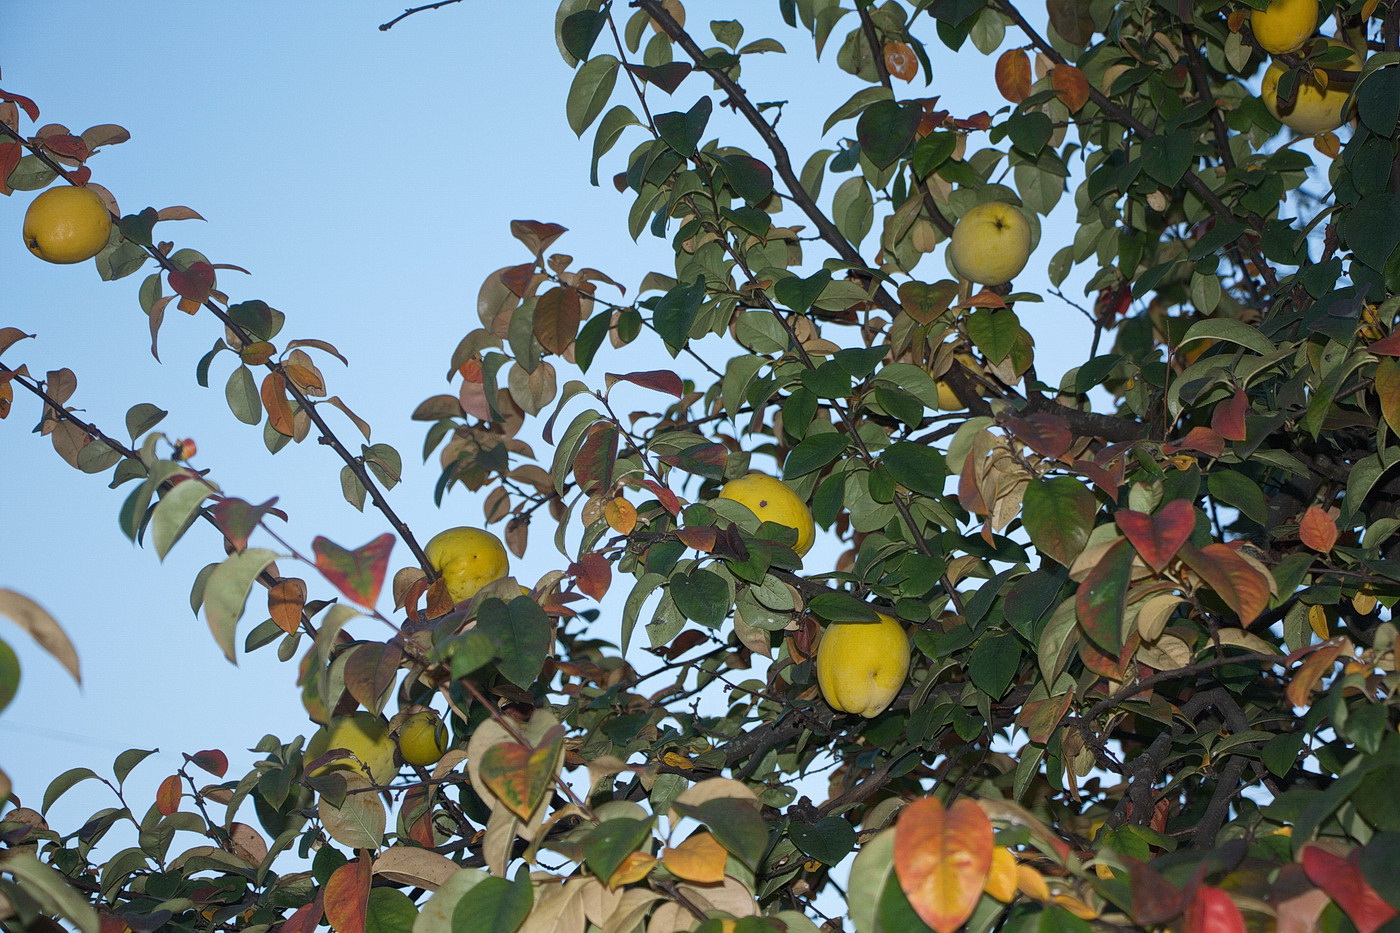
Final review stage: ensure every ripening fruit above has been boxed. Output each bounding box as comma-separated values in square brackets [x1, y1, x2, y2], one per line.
[425, 526, 510, 603]
[718, 472, 816, 557]
[303, 712, 398, 784]
[933, 353, 983, 410]
[23, 186, 112, 264]
[1261, 41, 1362, 135]
[816, 613, 912, 718]
[1250, 0, 1319, 55]
[948, 201, 1032, 286]
[392, 708, 449, 767]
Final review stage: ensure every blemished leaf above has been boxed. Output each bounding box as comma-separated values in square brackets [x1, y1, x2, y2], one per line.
[1051, 63, 1090, 111]
[156, 774, 182, 815]
[1022, 477, 1095, 566]
[478, 726, 565, 821]
[894, 797, 994, 933]
[203, 548, 279, 663]
[670, 797, 768, 870]
[207, 496, 282, 551]
[0, 589, 81, 683]
[372, 846, 463, 892]
[319, 773, 386, 850]
[1114, 498, 1195, 572]
[534, 286, 581, 354]
[313, 533, 395, 609]
[324, 857, 372, 933]
[343, 642, 401, 715]
[994, 49, 1031, 102]
[1075, 537, 1134, 653]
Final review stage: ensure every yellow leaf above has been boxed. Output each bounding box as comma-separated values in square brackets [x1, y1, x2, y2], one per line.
[1053, 893, 1099, 920]
[608, 851, 656, 888]
[1016, 864, 1051, 902]
[985, 848, 1018, 903]
[1309, 604, 1330, 638]
[662, 832, 727, 884]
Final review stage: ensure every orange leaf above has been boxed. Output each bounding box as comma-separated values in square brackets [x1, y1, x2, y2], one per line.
[894, 797, 994, 933]
[1286, 642, 1343, 708]
[1163, 426, 1225, 459]
[570, 551, 612, 601]
[478, 726, 565, 821]
[1178, 542, 1271, 625]
[605, 497, 637, 535]
[662, 831, 728, 884]
[1051, 64, 1090, 111]
[156, 774, 182, 816]
[995, 49, 1032, 103]
[884, 41, 919, 81]
[279, 894, 323, 933]
[1210, 388, 1249, 441]
[323, 858, 371, 933]
[260, 372, 296, 437]
[1299, 506, 1339, 553]
[1376, 358, 1400, 434]
[269, 577, 307, 634]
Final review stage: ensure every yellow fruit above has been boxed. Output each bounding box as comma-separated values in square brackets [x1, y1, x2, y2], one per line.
[1250, 0, 1319, 55]
[22, 186, 112, 264]
[392, 708, 449, 767]
[948, 201, 1032, 287]
[718, 472, 815, 557]
[933, 353, 982, 410]
[816, 613, 911, 718]
[1261, 41, 1362, 135]
[425, 526, 510, 603]
[303, 712, 397, 785]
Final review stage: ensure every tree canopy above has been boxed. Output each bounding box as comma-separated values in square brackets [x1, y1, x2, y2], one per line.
[5, 1, 1400, 931]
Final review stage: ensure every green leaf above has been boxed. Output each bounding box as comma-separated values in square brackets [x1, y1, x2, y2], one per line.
[365, 888, 418, 933]
[112, 748, 158, 786]
[809, 592, 879, 622]
[451, 874, 533, 933]
[881, 442, 948, 497]
[475, 596, 552, 689]
[1022, 477, 1095, 567]
[1075, 537, 1134, 653]
[782, 433, 847, 480]
[561, 7, 608, 62]
[591, 105, 641, 186]
[652, 275, 706, 352]
[3, 852, 99, 933]
[124, 402, 168, 440]
[225, 364, 262, 425]
[913, 132, 957, 178]
[966, 307, 1020, 362]
[1206, 470, 1268, 526]
[42, 767, 100, 814]
[856, 99, 920, 169]
[566, 54, 620, 136]
[654, 95, 712, 155]
[151, 479, 211, 560]
[583, 817, 655, 881]
[669, 568, 730, 627]
[204, 549, 279, 663]
[788, 816, 856, 865]
[0, 638, 17, 714]
[671, 797, 767, 870]
[1180, 318, 1275, 357]
[968, 633, 1021, 700]
[774, 268, 832, 315]
[822, 86, 893, 133]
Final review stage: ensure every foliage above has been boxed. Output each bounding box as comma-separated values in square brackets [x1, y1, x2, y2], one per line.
[5, 0, 1400, 931]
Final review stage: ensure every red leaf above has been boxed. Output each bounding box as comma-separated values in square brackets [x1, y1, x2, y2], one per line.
[156, 774, 182, 815]
[994, 49, 1031, 103]
[280, 895, 324, 933]
[208, 496, 283, 551]
[1211, 389, 1249, 441]
[1002, 412, 1072, 460]
[69, 166, 91, 186]
[894, 798, 994, 933]
[323, 858, 371, 933]
[188, 749, 228, 777]
[1073, 456, 1124, 501]
[884, 41, 919, 82]
[1302, 845, 1398, 933]
[1075, 537, 1135, 653]
[570, 551, 612, 601]
[1368, 332, 1400, 356]
[958, 450, 989, 516]
[1299, 506, 1339, 553]
[0, 88, 40, 122]
[574, 422, 619, 495]
[676, 526, 717, 552]
[1164, 426, 1225, 459]
[0, 143, 21, 196]
[1129, 859, 1207, 924]
[1079, 632, 1139, 680]
[269, 577, 307, 634]
[499, 262, 536, 297]
[640, 479, 681, 516]
[41, 134, 89, 161]
[1178, 542, 1271, 625]
[509, 219, 568, 257]
[607, 370, 685, 398]
[1115, 499, 1196, 571]
[168, 262, 215, 304]
[313, 533, 396, 609]
[1186, 885, 1246, 933]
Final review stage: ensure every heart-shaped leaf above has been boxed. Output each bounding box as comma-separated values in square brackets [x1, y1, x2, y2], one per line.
[478, 726, 565, 821]
[168, 261, 214, 304]
[894, 797, 993, 933]
[313, 533, 395, 609]
[1114, 498, 1195, 571]
[897, 280, 958, 324]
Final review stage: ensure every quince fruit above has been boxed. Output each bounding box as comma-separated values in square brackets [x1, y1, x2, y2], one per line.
[948, 201, 1032, 287]
[303, 711, 397, 785]
[816, 613, 911, 718]
[718, 472, 815, 557]
[425, 526, 510, 603]
[23, 186, 112, 264]
[1250, 0, 1319, 54]
[391, 707, 449, 767]
[1262, 40, 1362, 135]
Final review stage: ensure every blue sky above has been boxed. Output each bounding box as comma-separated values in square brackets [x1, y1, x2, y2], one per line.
[1, 1, 1097, 849]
